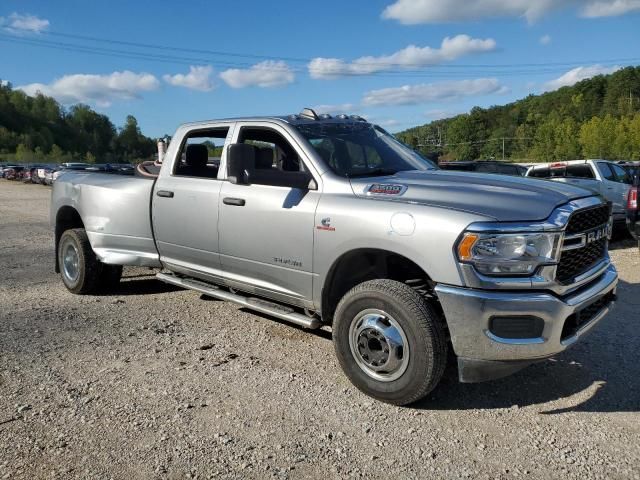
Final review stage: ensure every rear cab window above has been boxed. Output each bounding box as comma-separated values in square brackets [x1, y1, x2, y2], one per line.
[173, 127, 230, 179]
[529, 163, 595, 179]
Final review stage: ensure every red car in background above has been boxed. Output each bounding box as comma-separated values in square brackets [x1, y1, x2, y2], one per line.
[3, 165, 25, 180]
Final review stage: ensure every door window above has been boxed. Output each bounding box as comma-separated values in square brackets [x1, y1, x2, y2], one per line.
[597, 162, 616, 181]
[609, 163, 634, 184]
[237, 127, 313, 189]
[174, 128, 229, 178]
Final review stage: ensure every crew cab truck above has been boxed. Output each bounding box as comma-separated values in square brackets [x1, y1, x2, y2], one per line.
[52, 109, 618, 405]
[526, 159, 633, 229]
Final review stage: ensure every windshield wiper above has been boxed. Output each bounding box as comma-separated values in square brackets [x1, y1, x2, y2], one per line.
[347, 168, 398, 178]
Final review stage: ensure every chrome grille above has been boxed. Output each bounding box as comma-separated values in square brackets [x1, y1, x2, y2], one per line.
[557, 204, 610, 285]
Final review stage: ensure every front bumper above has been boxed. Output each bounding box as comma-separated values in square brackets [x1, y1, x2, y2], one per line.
[435, 264, 618, 382]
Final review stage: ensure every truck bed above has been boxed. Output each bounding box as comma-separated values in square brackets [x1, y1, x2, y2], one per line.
[51, 172, 161, 267]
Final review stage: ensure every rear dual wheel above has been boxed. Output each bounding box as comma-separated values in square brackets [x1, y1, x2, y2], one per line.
[333, 279, 448, 406]
[58, 228, 122, 294]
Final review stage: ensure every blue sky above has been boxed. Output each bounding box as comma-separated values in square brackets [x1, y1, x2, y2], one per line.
[1, 0, 639, 137]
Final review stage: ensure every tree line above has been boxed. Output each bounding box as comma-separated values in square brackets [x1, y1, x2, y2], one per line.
[0, 81, 156, 164]
[396, 66, 640, 162]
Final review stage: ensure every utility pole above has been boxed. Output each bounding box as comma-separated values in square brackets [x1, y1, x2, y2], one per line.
[502, 137, 505, 161]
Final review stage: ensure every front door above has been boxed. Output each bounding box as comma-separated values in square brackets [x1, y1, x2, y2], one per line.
[217, 124, 320, 305]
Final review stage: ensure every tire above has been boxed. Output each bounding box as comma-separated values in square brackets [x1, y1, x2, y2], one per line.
[58, 228, 102, 294]
[333, 279, 448, 406]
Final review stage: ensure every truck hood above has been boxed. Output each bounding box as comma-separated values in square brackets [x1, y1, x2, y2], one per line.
[350, 170, 595, 222]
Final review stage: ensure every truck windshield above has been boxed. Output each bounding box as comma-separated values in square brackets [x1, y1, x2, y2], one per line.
[295, 122, 437, 178]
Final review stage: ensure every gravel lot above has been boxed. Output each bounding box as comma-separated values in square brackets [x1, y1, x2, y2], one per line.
[0, 180, 639, 480]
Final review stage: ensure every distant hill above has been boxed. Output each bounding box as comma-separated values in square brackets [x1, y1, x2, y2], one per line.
[0, 81, 155, 164]
[395, 66, 640, 162]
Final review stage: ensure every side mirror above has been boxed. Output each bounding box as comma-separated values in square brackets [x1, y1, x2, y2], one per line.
[227, 143, 255, 185]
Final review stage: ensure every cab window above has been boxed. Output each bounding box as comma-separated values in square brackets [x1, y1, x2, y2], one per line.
[174, 128, 229, 178]
[237, 126, 312, 189]
[609, 163, 633, 184]
[597, 162, 616, 181]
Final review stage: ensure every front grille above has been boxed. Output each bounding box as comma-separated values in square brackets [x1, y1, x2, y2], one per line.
[556, 238, 606, 284]
[556, 204, 610, 284]
[565, 204, 611, 234]
[561, 291, 615, 340]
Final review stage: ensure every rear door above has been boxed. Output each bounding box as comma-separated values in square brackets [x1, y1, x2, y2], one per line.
[152, 125, 233, 277]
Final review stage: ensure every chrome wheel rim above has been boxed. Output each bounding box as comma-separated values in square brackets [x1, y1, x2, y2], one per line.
[62, 241, 80, 283]
[348, 309, 409, 382]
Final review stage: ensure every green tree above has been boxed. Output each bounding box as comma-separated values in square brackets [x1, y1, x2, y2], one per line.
[579, 114, 617, 158]
[49, 144, 64, 163]
[15, 143, 33, 162]
[554, 118, 581, 160]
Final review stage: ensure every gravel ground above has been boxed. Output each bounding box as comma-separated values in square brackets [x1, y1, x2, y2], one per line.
[0, 180, 639, 480]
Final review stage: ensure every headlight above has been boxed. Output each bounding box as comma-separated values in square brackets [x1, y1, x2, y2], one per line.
[457, 232, 561, 276]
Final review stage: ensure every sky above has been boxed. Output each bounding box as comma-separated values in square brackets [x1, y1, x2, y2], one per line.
[1, 0, 640, 137]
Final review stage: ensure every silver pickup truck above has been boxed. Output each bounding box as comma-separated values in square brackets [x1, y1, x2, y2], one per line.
[52, 109, 618, 405]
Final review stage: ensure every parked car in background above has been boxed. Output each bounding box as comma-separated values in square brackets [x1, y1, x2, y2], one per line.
[627, 175, 639, 244]
[526, 160, 633, 228]
[4, 165, 25, 180]
[619, 161, 640, 180]
[439, 160, 528, 176]
[22, 166, 35, 183]
[34, 165, 57, 184]
[60, 162, 92, 169]
[84, 163, 134, 175]
[50, 164, 90, 184]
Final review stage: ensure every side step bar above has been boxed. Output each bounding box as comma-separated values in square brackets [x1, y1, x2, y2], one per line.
[156, 272, 322, 329]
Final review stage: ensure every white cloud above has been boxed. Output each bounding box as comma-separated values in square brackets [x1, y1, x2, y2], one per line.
[376, 118, 402, 128]
[540, 34, 552, 45]
[1, 13, 49, 34]
[424, 109, 463, 121]
[381, 0, 640, 23]
[0, 80, 9, 87]
[362, 78, 507, 107]
[219, 61, 294, 88]
[382, 0, 565, 24]
[582, 0, 640, 17]
[312, 103, 358, 115]
[544, 64, 621, 90]
[18, 71, 160, 107]
[163, 65, 214, 91]
[308, 35, 496, 79]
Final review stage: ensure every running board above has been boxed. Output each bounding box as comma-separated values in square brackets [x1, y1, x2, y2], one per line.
[156, 272, 321, 329]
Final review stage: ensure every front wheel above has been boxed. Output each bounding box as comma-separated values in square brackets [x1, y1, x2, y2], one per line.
[333, 279, 448, 406]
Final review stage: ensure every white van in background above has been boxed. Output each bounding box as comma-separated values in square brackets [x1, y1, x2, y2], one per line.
[526, 160, 633, 226]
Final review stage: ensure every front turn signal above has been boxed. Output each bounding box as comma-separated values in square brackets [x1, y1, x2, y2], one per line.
[457, 233, 479, 261]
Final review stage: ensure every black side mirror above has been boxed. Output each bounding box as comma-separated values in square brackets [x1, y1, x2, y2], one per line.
[227, 143, 255, 185]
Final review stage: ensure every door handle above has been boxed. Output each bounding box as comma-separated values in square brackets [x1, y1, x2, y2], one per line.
[156, 190, 174, 198]
[223, 197, 246, 206]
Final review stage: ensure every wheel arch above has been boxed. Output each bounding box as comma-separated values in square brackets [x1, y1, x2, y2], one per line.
[54, 206, 85, 273]
[321, 248, 435, 324]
